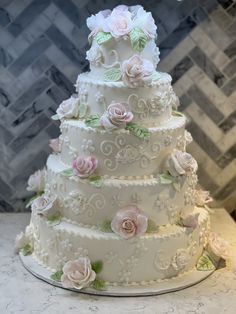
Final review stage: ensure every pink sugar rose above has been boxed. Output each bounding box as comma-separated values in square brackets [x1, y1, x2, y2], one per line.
[49, 138, 60, 153]
[100, 102, 133, 130]
[166, 149, 198, 177]
[111, 205, 148, 239]
[195, 190, 213, 207]
[181, 212, 199, 229]
[87, 9, 111, 36]
[103, 7, 132, 38]
[122, 55, 154, 88]
[72, 156, 98, 178]
[208, 232, 230, 260]
[61, 257, 96, 290]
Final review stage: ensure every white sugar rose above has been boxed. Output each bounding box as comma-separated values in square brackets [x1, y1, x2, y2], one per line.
[61, 257, 96, 289]
[208, 232, 230, 260]
[133, 6, 157, 38]
[49, 138, 60, 153]
[111, 205, 148, 239]
[87, 9, 111, 36]
[15, 232, 29, 252]
[86, 44, 103, 66]
[56, 96, 79, 120]
[172, 249, 190, 270]
[122, 55, 154, 88]
[100, 102, 133, 130]
[195, 190, 213, 206]
[27, 169, 45, 192]
[104, 7, 132, 38]
[31, 194, 57, 217]
[166, 149, 198, 177]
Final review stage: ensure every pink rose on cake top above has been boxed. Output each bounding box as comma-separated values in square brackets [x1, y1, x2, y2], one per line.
[72, 156, 98, 178]
[100, 102, 133, 130]
[87, 5, 157, 39]
[122, 55, 154, 88]
[111, 205, 148, 239]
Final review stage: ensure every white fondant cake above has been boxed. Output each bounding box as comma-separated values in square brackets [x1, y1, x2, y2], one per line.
[16, 5, 230, 294]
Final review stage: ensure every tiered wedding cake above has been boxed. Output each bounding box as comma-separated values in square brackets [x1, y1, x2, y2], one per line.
[16, 5, 230, 294]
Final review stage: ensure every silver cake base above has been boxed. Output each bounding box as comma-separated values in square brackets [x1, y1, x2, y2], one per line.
[19, 253, 217, 296]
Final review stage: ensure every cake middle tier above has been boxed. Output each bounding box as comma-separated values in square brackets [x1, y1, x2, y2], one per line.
[76, 71, 178, 127]
[59, 115, 186, 178]
[45, 154, 197, 227]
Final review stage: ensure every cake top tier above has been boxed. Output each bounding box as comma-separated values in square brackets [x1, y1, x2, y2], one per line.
[86, 5, 160, 80]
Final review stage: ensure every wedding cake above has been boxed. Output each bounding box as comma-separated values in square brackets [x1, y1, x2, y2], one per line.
[16, 5, 230, 294]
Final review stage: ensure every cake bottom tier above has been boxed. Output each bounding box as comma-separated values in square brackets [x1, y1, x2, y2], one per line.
[30, 207, 210, 286]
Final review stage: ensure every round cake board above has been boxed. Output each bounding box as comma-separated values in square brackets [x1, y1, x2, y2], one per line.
[19, 253, 217, 296]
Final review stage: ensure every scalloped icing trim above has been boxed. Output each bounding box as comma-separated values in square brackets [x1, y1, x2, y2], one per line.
[77, 71, 172, 88]
[61, 115, 186, 134]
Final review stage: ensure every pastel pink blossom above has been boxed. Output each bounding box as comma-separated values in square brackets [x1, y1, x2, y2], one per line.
[195, 190, 213, 207]
[166, 149, 198, 177]
[87, 9, 111, 36]
[61, 257, 96, 289]
[122, 55, 154, 88]
[104, 8, 132, 38]
[27, 169, 45, 192]
[208, 232, 230, 260]
[72, 156, 98, 178]
[181, 212, 199, 229]
[49, 138, 60, 153]
[56, 96, 80, 120]
[111, 205, 148, 239]
[100, 102, 133, 130]
[133, 6, 157, 38]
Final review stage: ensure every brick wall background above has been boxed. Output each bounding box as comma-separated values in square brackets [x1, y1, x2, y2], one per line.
[0, 0, 236, 213]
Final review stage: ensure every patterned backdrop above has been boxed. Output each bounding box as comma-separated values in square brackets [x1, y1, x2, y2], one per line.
[0, 0, 236, 213]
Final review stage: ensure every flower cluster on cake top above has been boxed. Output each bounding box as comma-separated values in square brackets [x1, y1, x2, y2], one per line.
[87, 5, 157, 40]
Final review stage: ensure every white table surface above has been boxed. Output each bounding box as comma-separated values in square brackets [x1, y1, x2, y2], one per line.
[0, 209, 236, 314]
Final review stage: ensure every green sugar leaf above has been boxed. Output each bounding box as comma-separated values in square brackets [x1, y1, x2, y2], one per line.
[96, 31, 112, 45]
[197, 252, 216, 271]
[126, 122, 150, 140]
[173, 181, 181, 192]
[172, 110, 184, 117]
[100, 219, 112, 233]
[85, 114, 101, 128]
[104, 68, 122, 82]
[47, 215, 61, 227]
[160, 173, 174, 184]
[129, 27, 148, 52]
[89, 175, 103, 188]
[51, 114, 59, 120]
[26, 194, 39, 208]
[91, 260, 103, 274]
[146, 219, 159, 233]
[50, 270, 63, 282]
[91, 278, 106, 290]
[21, 244, 33, 256]
[60, 168, 74, 177]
